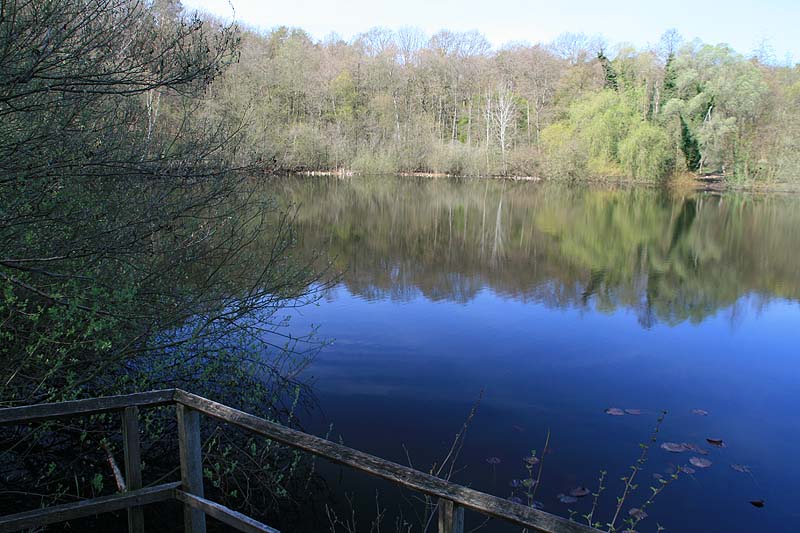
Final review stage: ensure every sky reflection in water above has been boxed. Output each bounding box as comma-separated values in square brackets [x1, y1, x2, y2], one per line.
[275, 176, 800, 532]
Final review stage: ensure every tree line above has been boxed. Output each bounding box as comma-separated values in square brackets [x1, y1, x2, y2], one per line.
[204, 23, 800, 182]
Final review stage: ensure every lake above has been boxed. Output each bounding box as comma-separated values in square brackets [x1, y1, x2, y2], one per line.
[273, 176, 800, 532]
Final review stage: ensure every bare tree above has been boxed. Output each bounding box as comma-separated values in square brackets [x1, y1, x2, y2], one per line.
[493, 82, 518, 174]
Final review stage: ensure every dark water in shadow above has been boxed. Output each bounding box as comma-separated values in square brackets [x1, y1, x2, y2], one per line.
[274, 176, 800, 532]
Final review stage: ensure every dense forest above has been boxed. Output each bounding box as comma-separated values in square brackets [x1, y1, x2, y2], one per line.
[205, 21, 800, 182]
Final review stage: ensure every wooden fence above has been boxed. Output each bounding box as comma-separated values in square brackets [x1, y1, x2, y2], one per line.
[0, 389, 602, 533]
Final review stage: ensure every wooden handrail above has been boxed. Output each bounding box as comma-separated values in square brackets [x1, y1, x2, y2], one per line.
[174, 390, 599, 533]
[0, 390, 602, 533]
[0, 482, 180, 533]
[0, 389, 176, 425]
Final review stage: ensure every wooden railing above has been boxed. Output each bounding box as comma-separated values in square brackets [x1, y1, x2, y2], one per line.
[0, 390, 602, 533]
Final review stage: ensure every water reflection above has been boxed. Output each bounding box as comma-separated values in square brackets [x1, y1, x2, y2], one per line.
[266, 176, 800, 532]
[278, 177, 800, 326]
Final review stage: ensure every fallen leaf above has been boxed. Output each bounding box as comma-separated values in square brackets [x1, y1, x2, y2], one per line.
[660, 442, 687, 453]
[624, 409, 642, 415]
[557, 493, 578, 504]
[682, 443, 709, 455]
[628, 508, 648, 521]
[689, 456, 712, 468]
[731, 464, 751, 474]
[605, 408, 625, 416]
[706, 438, 727, 448]
[692, 409, 709, 416]
[569, 486, 591, 497]
[680, 466, 696, 474]
[750, 500, 765, 508]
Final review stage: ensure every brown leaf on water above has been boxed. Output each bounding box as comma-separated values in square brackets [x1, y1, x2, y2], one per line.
[692, 409, 709, 416]
[569, 486, 591, 497]
[605, 407, 625, 416]
[689, 456, 712, 468]
[660, 442, 687, 453]
[682, 443, 709, 455]
[624, 409, 642, 415]
[706, 438, 727, 448]
[679, 465, 696, 474]
[750, 500, 765, 508]
[628, 508, 648, 520]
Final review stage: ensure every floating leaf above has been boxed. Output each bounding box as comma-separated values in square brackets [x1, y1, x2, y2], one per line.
[680, 466, 696, 474]
[569, 486, 591, 497]
[605, 408, 625, 416]
[624, 409, 642, 415]
[706, 438, 726, 448]
[557, 493, 578, 504]
[682, 443, 709, 455]
[750, 500, 765, 508]
[508, 496, 523, 505]
[692, 409, 709, 416]
[660, 442, 687, 453]
[731, 464, 751, 474]
[486, 457, 501, 465]
[629, 508, 648, 520]
[689, 457, 712, 468]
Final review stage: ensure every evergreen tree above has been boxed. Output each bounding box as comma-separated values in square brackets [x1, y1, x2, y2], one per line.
[680, 116, 702, 171]
[662, 52, 678, 102]
[597, 50, 619, 91]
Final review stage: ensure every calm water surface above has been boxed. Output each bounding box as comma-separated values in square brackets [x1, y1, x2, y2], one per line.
[274, 176, 800, 532]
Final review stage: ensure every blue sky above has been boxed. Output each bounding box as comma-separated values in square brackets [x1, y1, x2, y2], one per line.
[182, 0, 799, 62]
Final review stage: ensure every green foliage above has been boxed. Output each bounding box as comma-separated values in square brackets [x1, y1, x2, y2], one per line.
[680, 116, 702, 171]
[197, 23, 799, 184]
[619, 122, 674, 180]
[597, 51, 619, 91]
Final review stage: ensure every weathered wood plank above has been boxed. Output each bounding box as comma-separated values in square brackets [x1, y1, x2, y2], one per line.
[174, 390, 600, 533]
[122, 406, 144, 533]
[0, 390, 176, 425]
[438, 498, 464, 533]
[177, 404, 206, 533]
[174, 490, 280, 533]
[0, 482, 180, 533]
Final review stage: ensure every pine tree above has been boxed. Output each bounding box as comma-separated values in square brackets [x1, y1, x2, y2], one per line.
[662, 53, 678, 102]
[680, 116, 702, 171]
[597, 51, 619, 91]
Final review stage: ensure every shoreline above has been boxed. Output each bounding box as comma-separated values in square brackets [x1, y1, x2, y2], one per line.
[287, 169, 800, 194]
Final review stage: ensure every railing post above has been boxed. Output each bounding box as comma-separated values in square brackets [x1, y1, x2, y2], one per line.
[177, 404, 206, 533]
[438, 498, 464, 533]
[122, 406, 144, 533]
